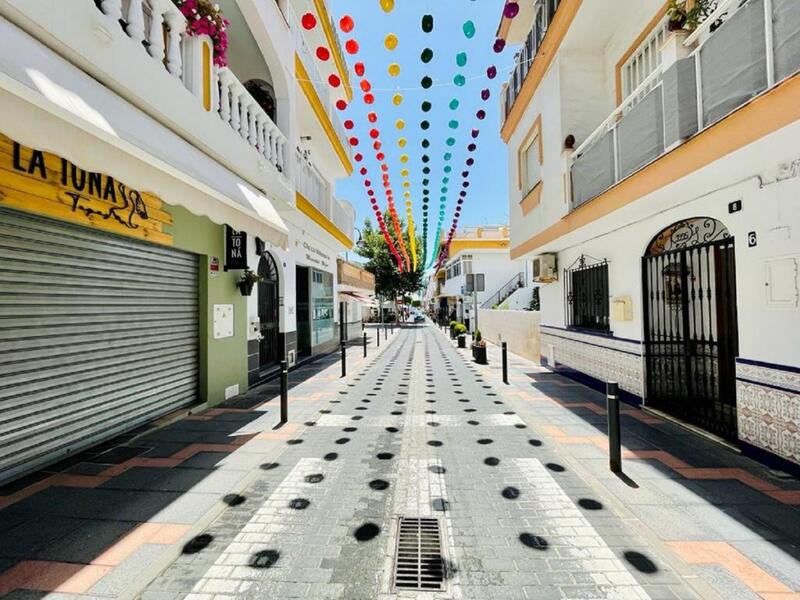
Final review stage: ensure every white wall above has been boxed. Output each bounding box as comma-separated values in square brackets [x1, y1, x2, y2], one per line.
[538, 122, 800, 368]
[442, 250, 526, 307]
[477, 309, 541, 363]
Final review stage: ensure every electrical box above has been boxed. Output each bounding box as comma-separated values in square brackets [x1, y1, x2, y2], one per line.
[213, 304, 234, 339]
[764, 257, 799, 309]
[611, 296, 634, 321]
[533, 254, 557, 283]
[249, 317, 261, 340]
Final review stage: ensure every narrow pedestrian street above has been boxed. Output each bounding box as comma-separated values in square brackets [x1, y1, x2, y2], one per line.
[2, 324, 798, 600]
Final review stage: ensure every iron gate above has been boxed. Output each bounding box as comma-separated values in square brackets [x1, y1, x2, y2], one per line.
[642, 234, 739, 439]
[258, 253, 280, 370]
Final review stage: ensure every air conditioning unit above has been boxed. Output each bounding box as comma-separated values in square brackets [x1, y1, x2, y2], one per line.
[532, 254, 558, 283]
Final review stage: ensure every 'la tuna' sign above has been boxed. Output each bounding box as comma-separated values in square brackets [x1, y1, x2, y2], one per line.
[0, 133, 173, 245]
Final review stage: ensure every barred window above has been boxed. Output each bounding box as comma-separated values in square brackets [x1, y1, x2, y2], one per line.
[565, 258, 609, 332]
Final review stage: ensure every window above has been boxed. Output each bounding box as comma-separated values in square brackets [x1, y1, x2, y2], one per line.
[523, 140, 541, 194]
[565, 258, 609, 332]
[518, 115, 542, 196]
[462, 255, 473, 275]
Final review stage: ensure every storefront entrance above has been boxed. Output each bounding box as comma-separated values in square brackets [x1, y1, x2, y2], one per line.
[257, 252, 280, 371]
[642, 217, 739, 440]
[0, 208, 199, 484]
[296, 266, 311, 358]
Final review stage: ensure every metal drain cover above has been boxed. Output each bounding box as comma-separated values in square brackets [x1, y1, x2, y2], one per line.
[393, 516, 445, 591]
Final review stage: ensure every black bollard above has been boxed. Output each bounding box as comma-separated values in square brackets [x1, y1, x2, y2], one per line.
[391, 321, 394, 334]
[363, 331, 368, 357]
[383, 323, 387, 341]
[607, 381, 621, 473]
[502, 342, 508, 385]
[341, 341, 347, 378]
[280, 360, 288, 424]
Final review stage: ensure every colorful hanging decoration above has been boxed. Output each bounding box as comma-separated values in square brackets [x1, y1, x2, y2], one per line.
[384, 33, 398, 51]
[379, 0, 394, 13]
[388, 63, 401, 77]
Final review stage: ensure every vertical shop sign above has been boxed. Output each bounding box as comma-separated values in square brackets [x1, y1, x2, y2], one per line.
[225, 225, 248, 270]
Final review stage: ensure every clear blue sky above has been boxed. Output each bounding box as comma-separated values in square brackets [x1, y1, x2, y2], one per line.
[329, 0, 513, 257]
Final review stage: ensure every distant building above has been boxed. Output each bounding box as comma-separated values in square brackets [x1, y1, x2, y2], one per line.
[497, 0, 800, 468]
[430, 226, 529, 330]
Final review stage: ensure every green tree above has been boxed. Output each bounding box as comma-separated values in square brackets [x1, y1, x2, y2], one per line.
[356, 213, 423, 301]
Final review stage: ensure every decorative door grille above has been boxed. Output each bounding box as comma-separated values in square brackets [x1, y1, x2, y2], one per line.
[642, 233, 739, 439]
[565, 256, 609, 332]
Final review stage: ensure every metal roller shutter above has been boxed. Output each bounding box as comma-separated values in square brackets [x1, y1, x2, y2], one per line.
[0, 208, 199, 484]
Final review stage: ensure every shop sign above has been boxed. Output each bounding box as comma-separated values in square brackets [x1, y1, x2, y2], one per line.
[302, 241, 331, 270]
[0, 134, 172, 245]
[225, 225, 248, 270]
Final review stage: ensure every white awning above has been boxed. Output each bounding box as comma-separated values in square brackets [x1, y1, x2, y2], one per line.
[0, 20, 288, 248]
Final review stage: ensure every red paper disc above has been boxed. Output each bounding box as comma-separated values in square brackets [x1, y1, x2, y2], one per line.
[369, 128, 379, 139]
[364, 93, 375, 104]
[345, 39, 359, 54]
[315, 47, 330, 61]
[360, 80, 372, 92]
[354, 62, 365, 76]
[328, 74, 341, 87]
[339, 15, 354, 33]
[367, 112, 378, 123]
[344, 119, 354, 129]
[348, 136, 358, 146]
[335, 99, 347, 110]
[301, 13, 317, 30]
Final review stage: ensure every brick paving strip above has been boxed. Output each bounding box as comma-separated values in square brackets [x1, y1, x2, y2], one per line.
[0, 326, 401, 600]
[3, 323, 800, 599]
[459, 330, 800, 600]
[141, 325, 707, 599]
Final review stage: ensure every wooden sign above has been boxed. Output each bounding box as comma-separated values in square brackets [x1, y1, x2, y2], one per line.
[0, 133, 172, 245]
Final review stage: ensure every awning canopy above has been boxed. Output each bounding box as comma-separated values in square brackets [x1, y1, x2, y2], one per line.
[340, 290, 375, 305]
[0, 20, 288, 248]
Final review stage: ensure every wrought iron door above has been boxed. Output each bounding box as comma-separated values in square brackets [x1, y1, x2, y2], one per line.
[642, 236, 739, 439]
[258, 253, 280, 370]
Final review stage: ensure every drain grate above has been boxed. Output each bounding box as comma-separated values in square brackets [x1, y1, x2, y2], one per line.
[393, 516, 445, 591]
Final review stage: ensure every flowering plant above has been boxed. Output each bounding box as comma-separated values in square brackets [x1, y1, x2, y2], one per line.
[172, 0, 229, 67]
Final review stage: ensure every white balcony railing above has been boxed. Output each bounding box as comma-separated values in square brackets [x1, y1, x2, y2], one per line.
[98, 0, 287, 174]
[569, 0, 799, 211]
[295, 149, 354, 243]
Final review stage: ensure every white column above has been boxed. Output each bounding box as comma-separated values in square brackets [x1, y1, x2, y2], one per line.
[218, 69, 233, 125]
[263, 126, 273, 162]
[165, 11, 186, 77]
[238, 92, 249, 139]
[126, 0, 146, 44]
[229, 83, 241, 133]
[248, 104, 259, 147]
[256, 115, 266, 154]
[146, 0, 166, 62]
[276, 137, 285, 172]
[100, 0, 122, 21]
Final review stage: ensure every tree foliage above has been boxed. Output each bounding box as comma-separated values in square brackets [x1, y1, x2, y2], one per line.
[356, 213, 423, 300]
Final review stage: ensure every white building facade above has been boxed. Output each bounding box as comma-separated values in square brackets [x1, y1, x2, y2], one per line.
[0, 0, 354, 483]
[499, 0, 800, 468]
[435, 226, 529, 331]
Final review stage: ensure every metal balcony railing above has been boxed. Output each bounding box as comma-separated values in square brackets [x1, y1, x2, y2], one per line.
[501, 0, 562, 122]
[481, 272, 525, 309]
[569, 0, 799, 211]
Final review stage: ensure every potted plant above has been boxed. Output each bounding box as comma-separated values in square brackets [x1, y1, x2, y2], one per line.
[449, 320, 459, 339]
[236, 268, 261, 296]
[472, 329, 488, 364]
[455, 323, 467, 348]
[667, 0, 713, 31]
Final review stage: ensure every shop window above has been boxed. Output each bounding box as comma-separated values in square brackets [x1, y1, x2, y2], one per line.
[311, 269, 334, 345]
[565, 255, 609, 332]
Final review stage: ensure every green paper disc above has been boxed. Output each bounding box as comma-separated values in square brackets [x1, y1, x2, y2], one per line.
[463, 20, 475, 38]
[456, 52, 467, 67]
[454, 74, 466, 86]
[449, 98, 459, 110]
[421, 76, 433, 89]
[422, 14, 433, 33]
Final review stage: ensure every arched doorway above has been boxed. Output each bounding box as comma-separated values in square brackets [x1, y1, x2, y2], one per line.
[257, 252, 280, 371]
[244, 79, 276, 123]
[642, 217, 739, 439]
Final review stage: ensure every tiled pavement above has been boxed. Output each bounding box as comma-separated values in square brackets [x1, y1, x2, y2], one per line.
[1, 322, 799, 599]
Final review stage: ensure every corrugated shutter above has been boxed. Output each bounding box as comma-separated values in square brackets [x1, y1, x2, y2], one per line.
[0, 208, 199, 484]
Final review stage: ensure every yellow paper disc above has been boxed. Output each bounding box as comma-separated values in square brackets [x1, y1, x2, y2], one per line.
[401, 168, 409, 177]
[397, 137, 407, 148]
[403, 181, 410, 188]
[400, 154, 409, 163]
[395, 119, 405, 130]
[388, 63, 401, 77]
[392, 93, 403, 106]
[379, 0, 394, 13]
[384, 33, 398, 51]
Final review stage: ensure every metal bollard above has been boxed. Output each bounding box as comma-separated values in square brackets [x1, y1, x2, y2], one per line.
[383, 323, 387, 341]
[363, 331, 368, 357]
[607, 381, 621, 473]
[341, 341, 347, 378]
[391, 321, 394, 334]
[502, 342, 509, 385]
[280, 360, 288, 424]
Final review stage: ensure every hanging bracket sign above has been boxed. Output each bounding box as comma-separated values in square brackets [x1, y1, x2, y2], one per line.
[224, 225, 248, 270]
